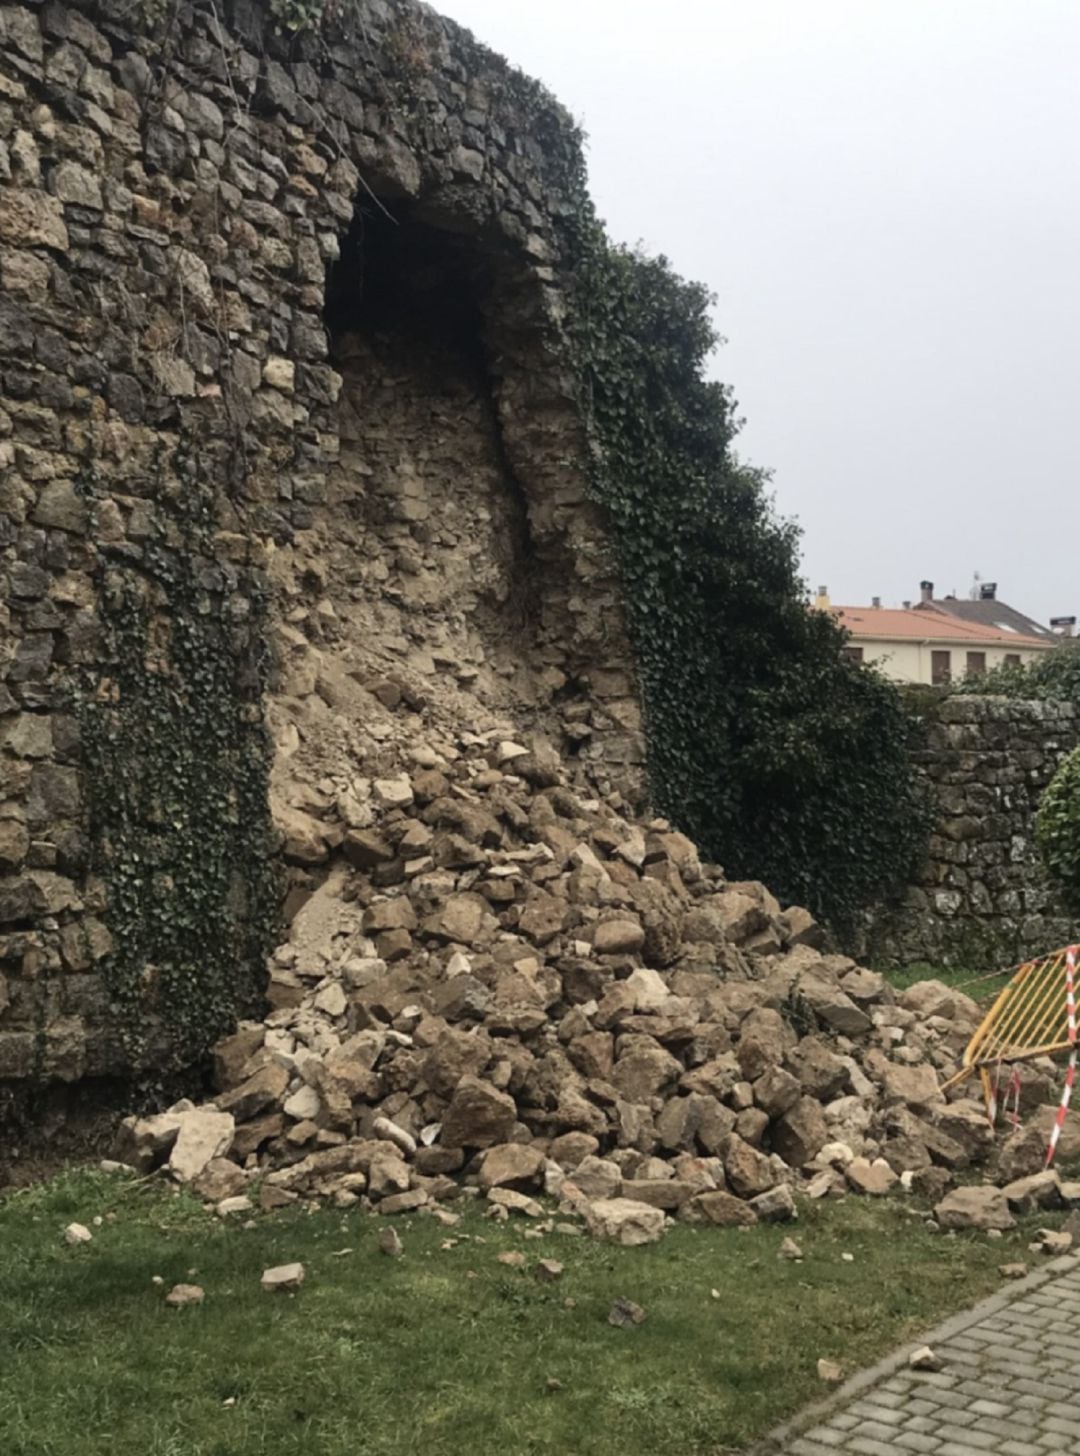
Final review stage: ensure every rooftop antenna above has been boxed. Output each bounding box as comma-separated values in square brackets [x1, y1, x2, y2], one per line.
[969, 570, 982, 602]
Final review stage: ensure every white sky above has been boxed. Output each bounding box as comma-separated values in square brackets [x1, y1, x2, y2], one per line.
[437, 0, 1080, 623]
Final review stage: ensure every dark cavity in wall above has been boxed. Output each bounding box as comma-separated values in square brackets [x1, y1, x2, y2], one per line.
[323, 196, 542, 634]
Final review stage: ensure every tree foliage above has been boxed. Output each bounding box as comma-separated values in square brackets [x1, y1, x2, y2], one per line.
[955, 641, 1080, 703]
[558, 213, 930, 928]
[1036, 745, 1080, 902]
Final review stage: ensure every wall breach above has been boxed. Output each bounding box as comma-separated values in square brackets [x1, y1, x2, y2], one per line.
[0, 0, 642, 1104]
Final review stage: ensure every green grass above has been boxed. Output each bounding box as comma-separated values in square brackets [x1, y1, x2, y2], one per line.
[0, 1170, 1066, 1456]
[881, 961, 993, 993]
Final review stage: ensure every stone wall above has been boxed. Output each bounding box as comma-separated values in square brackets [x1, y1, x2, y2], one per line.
[860, 697, 1080, 968]
[0, 0, 641, 1099]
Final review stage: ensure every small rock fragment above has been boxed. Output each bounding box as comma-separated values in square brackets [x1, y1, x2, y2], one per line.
[64, 1223, 92, 1246]
[379, 1227, 404, 1257]
[817, 1359, 843, 1383]
[261, 1262, 305, 1293]
[908, 1345, 944, 1372]
[217, 1195, 254, 1218]
[1035, 1228, 1073, 1255]
[373, 1116, 418, 1157]
[778, 1237, 803, 1261]
[535, 1259, 564, 1282]
[608, 1297, 647, 1328]
[165, 1283, 205, 1308]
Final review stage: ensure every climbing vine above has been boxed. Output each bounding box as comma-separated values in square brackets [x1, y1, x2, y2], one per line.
[75, 438, 278, 1074]
[954, 642, 1080, 705]
[551, 201, 930, 929]
[1036, 745, 1080, 904]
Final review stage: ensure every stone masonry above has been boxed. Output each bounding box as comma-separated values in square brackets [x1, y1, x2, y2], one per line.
[0, 0, 641, 1096]
[861, 698, 1080, 969]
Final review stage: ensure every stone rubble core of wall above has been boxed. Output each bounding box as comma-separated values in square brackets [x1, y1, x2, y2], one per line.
[116, 733, 1080, 1242]
[0, 0, 642, 1091]
[861, 698, 1079, 968]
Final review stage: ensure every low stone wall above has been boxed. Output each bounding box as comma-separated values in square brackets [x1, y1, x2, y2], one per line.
[861, 697, 1080, 968]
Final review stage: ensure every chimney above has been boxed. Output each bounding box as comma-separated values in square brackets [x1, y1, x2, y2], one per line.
[902, 600, 912, 610]
[979, 582, 998, 601]
[919, 580, 934, 603]
[1051, 616, 1076, 638]
[872, 595, 881, 608]
[814, 585, 831, 609]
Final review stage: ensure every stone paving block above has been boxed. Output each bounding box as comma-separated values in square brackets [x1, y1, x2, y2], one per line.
[938, 1445, 1005, 1456]
[896, 1433, 945, 1453]
[848, 1439, 897, 1456]
[850, 1420, 903, 1442]
[994, 1420, 1054, 1445]
[906, 1415, 941, 1433]
[799, 1429, 848, 1448]
[776, 1259, 1080, 1456]
[936, 1425, 1001, 1449]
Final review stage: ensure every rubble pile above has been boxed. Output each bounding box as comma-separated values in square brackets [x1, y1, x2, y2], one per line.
[117, 728, 1080, 1240]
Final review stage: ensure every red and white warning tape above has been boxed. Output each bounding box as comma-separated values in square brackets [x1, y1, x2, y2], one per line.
[1045, 944, 1078, 1168]
[987, 1063, 1022, 1129]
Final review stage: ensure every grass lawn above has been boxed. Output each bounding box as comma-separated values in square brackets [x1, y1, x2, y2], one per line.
[0, 1169, 1067, 1456]
[880, 961, 1002, 994]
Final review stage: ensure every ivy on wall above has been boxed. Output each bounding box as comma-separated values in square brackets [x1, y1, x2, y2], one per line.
[955, 642, 1080, 704]
[554, 209, 930, 928]
[1036, 744, 1080, 905]
[75, 440, 278, 1074]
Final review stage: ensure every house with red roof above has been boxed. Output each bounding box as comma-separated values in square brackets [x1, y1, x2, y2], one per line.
[814, 581, 1059, 684]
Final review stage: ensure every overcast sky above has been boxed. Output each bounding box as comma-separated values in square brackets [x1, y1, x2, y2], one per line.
[438, 0, 1079, 624]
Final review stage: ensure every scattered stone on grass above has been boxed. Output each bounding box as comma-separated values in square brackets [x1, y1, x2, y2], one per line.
[608, 1297, 647, 1328]
[1033, 1228, 1073, 1255]
[165, 1283, 205, 1308]
[585, 1198, 665, 1246]
[261, 1262, 305, 1293]
[935, 1186, 1015, 1231]
[378, 1227, 403, 1257]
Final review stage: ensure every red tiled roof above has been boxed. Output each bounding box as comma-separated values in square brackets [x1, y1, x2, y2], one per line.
[827, 605, 1051, 649]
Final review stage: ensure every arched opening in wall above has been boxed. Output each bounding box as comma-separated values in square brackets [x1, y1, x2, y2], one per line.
[320, 195, 541, 683]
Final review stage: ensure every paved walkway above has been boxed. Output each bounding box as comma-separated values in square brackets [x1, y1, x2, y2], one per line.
[758, 1253, 1080, 1456]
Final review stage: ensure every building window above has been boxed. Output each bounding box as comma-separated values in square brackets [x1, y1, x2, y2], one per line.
[966, 651, 986, 677]
[842, 646, 864, 664]
[931, 650, 951, 685]
[1005, 654, 1021, 667]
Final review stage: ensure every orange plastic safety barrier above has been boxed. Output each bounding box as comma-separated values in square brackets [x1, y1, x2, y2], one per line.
[942, 946, 1077, 1125]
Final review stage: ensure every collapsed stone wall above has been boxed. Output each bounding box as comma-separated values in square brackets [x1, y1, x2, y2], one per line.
[860, 697, 1079, 968]
[0, 0, 642, 1099]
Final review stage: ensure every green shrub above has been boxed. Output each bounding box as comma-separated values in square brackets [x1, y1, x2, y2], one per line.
[1036, 745, 1080, 900]
[955, 641, 1080, 702]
